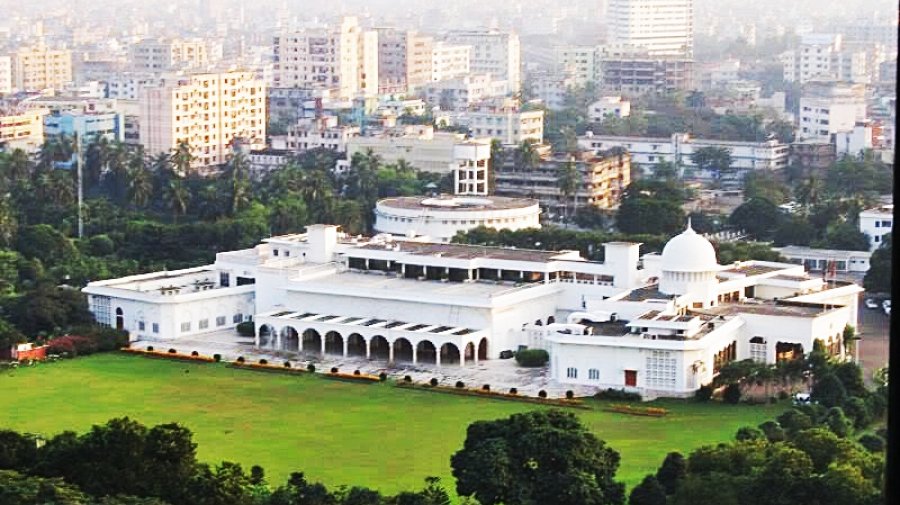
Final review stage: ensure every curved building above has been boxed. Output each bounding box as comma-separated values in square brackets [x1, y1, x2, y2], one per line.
[374, 195, 541, 242]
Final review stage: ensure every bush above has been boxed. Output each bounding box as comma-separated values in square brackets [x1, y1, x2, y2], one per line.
[213, 354, 221, 362]
[47, 336, 98, 357]
[596, 388, 643, 402]
[259, 359, 268, 365]
[482, 384, 490, 391]
[378, 372, 387, 381]
[538, 390, 547, 398]
[191, 351, 199, 357]
[769, 396, 778, 404]
[565, 390, 575, 400]
[430, 378, 438, 386]
[284, 361, 291, 368]
[759, 420, 786, 443]
[509, 387, 518, 395]
[353, 369, 361, 376]
[514, 348, 549, 367]
[843, 396, 873, 429]
[778, 390, 789, 400]
[694, 384, 713, 402]
[455, 381, 465, 388]
[236, 356, 245, 364]
[168, 348, 177, 354]
[147, 346, 154, 352]
[723, 383, 742, 404]
[236, 321, 254, 337]
[330, 367, 338, 374]
[735, 426, 765, 441]
[857, 434, 885, 452]
[307, 363, 315, 373]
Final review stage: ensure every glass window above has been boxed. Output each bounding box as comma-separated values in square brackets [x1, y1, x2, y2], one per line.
[199, 319, 209, 330]
[181, 322, 191, 333]
[233, 313, 243, 323]
[588, 369, 600, 380]
[152, 323, 159, 333]
[138, 321, 145, 331]
[566, 367, 578, 379]
[216, 316, 226, 326]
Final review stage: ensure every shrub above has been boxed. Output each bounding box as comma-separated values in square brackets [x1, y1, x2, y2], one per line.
[168, 348, 177, 354]
[404, 375, 413, 382]
[692, 384, 713, 402]
[538, 390, 547, 398]
[378, 372, 387, 381]
[597, 388, 642, 402]
[758, 420, 786, 443]
[236, 321, 255, 337]
[565, 390, 575, 400]
[236, 356, 245, 364]
[778, 390, 789, 400]
[307, 363, 315, 373]
[735, 426, 765, 441]
[514, 348, 549, 367]
[723, 383, 742, 404]
[353, 369, 361, 376]
[330, 367, 338, 374]
[430, 378, 438, 387]
[482, 384, 490, 391]
[213, 354, 221, 362]
[191, 351, 199, 357]
[259, 359, 268, 365]
[455, 381, 465, 388]
[147, 346, 154, 352]
[47, 335, 99, 357]
[509, 387, 518, 395]
[769, 396, 778, 404]
[843, 396, 872, 429]
[284, 361, 291, 368]
[857, 434, 885, 452]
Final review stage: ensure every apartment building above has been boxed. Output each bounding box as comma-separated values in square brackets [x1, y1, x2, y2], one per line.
[44, 109, 124, 143]
[494, 149, 632, 211]
[798, 80, 867, 143]
[431, 42, 470, 82]
[129, 38, 210, 72]
[529, 71, 576, 111]
[273, 17, 379, 100]
[286, 116, 359, 153]
[0, 56, 11, 94]
[0, 108, 46, 152]
[588, 96, 631, 123]
[443, 29, 521, 94]
[9, 44, 73, 91]
[459, 104, 544, 146]
[422, 74, 508, 112]
[139, 71, 266, 168]
[859, 205, 893, 251]
[104, 72, 162, 100]
[782, 33, 881, 85]
[597, 46, 694, 95]
[554, 45, 598, 86]
[376, 29, 433, 94]
[607, 0, 694, 58]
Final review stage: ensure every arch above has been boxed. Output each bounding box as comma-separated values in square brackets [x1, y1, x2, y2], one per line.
[464, 342, 475, 361]
[258, 324, 276, 348]
[440, 343, 461, 366]
[324, 331, 344, 355]
[416, 340, 437, 365]
[547, 315, 556, 324]
[115, 307, 124, 331]
[347, 333, 366, 357]
[302, 329, 322, 356]
[393, 338, 413, 362]
[477, 337, 488, 361]
[370, 335, 390, 360]
[280, 326, 299, 352]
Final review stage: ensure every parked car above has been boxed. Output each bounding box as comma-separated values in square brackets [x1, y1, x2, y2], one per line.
[882, 299, 891, 310]
[793, 393, 812, 405]
[865, 298, 880, 309]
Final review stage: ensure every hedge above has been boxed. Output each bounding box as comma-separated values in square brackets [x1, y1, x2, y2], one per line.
[515, 349, 549, 367]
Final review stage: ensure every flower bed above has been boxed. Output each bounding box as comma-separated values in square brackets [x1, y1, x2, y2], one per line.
[121, 348, 215, 363]
[229, 361, 308, 375]
[603, 404, 669, 417]
[323, 371, 381, 383]
[395, 381, 589, 409]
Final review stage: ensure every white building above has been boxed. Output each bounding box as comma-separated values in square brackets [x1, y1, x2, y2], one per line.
[782, 34, 876, 85]
[104, 72, 162, 101]
[774, 246, 872, 274]
[443, 29, 521, 94]
[422, 74, 509, 112]
[129, 38, 211, 72]
[286, 116, 360, 154]
[374, 196, 541, 242]
[607, 0, 694, 58]
[529, 71, 576, 111]
[139, 70, 266, 168]
[859, 205, 893, 251]
[577, 132, 789, 173]
[459, 105, 544, 146]
[0, 108, 46, 152]
[798, 81, 867, 142]
[554, 45, 598, 86]
[8, 43, 73, 92]
[0, 56, 12, 94]
[431, 42, 471, 82]
[588, 97, 631, 123]
[83, 223, 861, 398]
[375, 29, 433, 94]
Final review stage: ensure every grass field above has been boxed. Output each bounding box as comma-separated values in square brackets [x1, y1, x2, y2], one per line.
[0, 353, 786, 494]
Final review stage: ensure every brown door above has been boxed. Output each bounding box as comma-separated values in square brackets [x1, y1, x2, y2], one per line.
[624, 370, 637, 387]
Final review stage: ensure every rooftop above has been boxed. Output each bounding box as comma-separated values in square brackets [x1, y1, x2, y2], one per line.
[354, 241, 567, 263]
[623, 286, 676, 302]
[287, 270, 544, 299]
[377, 196, 538, 212]
[697, 300, 842, 318]
[719, 264, 785, 277]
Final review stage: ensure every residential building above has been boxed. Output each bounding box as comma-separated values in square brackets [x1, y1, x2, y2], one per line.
[273, 17, 379, 99]
[83, 223, 861, 398]
[457, 104, 544, 146]
[697, 59, 740, 90]
[782, 34, 880, 85]
[9, 44, 73, 91]
[248, 149, 292, 176]
[431, 42, 470, 82]
[376, 29, 433, 94]
[798, 80, 867, 142]
[139, 71, 266, 168]
[596, 46, 694, 95]
[494, 149, 631, 211]
[529, 71, 576, 111]
[789, 141, 836, 170]
[577, 132, 789, 173]
[0, 56, 11, 94]
[0, 108, 46, 152]
[377, 97, 427, 117]
[129, 38, 210, 72]
[607, 0, 694, 58]
[588, 96, 631, 123]
[286, 116, 360, 153]
[374, 196, 541, 242]
[44, 109, 124, 143]
[104, 72, 162, 100]
[858, 205, 893, 251]
[422, 74, 508, 111]
[554, 45, 598, 86]
[444, 29, 521, 93]
[774, 246, 872, 274]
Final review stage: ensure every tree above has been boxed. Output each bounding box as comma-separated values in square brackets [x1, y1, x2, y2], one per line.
[650, 160, 678, 181]
[729, 198, 782, 240]
[863, 233, 890, 294]
[616, 180, 686, 235]
[129, 165, 154, 209]
[758, 421, 786, 443]
[514, 140, 541, 172]
[451, 410, 625, 505]
[823, 407, 852, 438]
[0, 317, 26, 350]
[690, 146, 733, 179]
[171, 141, 194, 177]
[743, 172, 790, 204]
[776, 409, 813, 435]
[557, 160, 580, 223]
[163, 179, 190, 223]
[735, 426, 765, 441]
[654, 451, 686, 495]
[629, 475, 666, 505]
[811, 373, 847, 409]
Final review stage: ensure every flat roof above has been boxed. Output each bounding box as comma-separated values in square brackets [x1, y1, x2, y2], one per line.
[354, 241, 564, 262]
[378, 195, 538, 211]
[288, 270, 535, 297]
[720, 264, 785, 276]
[623, 286, 676, 302]
[699, 301, 840, 318]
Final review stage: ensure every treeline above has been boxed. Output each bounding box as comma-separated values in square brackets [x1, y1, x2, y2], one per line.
[0, 418, 455, 505]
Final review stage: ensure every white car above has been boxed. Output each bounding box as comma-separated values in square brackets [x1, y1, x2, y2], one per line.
[865, 298, 879, 309]
[883, 300, 891, 316]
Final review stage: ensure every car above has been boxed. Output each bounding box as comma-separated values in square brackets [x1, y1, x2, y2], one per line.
[793, 393, 812, 405]
[865, 298, 879, 309]
[882, 299, 891, 310]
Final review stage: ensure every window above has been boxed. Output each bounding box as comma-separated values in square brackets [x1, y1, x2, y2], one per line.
[137, 321, 145, 331]
[588, 368, 600, 380]
[233, 313, 243, 324]
[152, 323, 159, 333]
[566, 367, 578, 379]
[749, 337, 767, 363]
[199, 319, 209, 330]
[273, 249, 279, 256]
[181, 322, 191, 333]
[216, 316, 226, 327]
[645, 351, 676, 389]
[220, 272, 230, 287]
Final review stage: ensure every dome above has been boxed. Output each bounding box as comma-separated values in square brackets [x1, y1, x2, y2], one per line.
[661, 222, 719, 272]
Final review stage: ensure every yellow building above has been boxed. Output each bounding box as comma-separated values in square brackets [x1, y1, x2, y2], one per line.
[139, 71, 266, 168]
[0, 108, 46, 152]
[9, 44, 73, 91]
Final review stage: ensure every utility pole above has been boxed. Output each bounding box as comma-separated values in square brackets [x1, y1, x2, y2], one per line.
[76, 132, 84, 239]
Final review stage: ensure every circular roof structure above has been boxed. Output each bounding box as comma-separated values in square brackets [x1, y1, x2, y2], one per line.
[661, 222, 719, 272]
[378, 196, 539, 212]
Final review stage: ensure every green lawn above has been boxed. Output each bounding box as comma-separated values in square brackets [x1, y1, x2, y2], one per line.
[1, 354, 785, 494]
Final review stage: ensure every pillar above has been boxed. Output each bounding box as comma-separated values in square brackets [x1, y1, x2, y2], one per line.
[298, 333, 304, 353]
[254, 328, 260, 348]
[275, 330, 281, 351]
[436, 348, 441, 366]
[365, 340, 371, 359]
[460, 351, 465, 367]
[343, 339, 348, 357]
[389, 342, 395, 363]
[412, 345, 418, 365]
[320, 337, 326, 356]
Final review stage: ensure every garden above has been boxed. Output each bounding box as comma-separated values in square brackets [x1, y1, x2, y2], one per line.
[0, 353, 786, 493]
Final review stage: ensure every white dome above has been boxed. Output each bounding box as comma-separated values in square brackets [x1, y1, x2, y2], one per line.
[661, 223, 719, 272]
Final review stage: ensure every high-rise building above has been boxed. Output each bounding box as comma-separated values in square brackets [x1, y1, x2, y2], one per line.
[129, 38, 211, 72]
[798, 81, 867, 143]
[0, 56, 11, 94]
[431, 42, 470, 82]
[273, 17, 379, 100]
[8, 44, 73, 91]
[443, 29, 521, 94]
[139, 71, 266, 168]
[376, 29, 434, 94]
[607, 0, 694, 58]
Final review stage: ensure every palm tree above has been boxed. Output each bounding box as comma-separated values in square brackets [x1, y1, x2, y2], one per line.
[105, 142, 130, 202]
[557, 160, 581, 224]
[163, 178, 190, 223]
[515, 140, 541, 172]
[223, 153, 251, 216]
[196, 184, 223, 220]
[171, 140, 194, 177]
[129, 165, 154, 209]
[489, 139, 504, 195]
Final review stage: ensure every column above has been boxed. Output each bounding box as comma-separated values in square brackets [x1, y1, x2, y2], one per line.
[365, 340, 371, 359]
[343, 339, 348, 357]
[460, 351, 465, 367]
[389, 342, 395, 363]
[320, 337, 326, 356]
[412, 345, 418, 365]
[275, 330, 281, 351]
[473, 345, 478, 366]
[436, 347, 442, 367]
[254, 328, 260, 348]
[298, 332, 304, 352]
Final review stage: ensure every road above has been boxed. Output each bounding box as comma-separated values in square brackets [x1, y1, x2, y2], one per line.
[857, 294, 890, 383]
